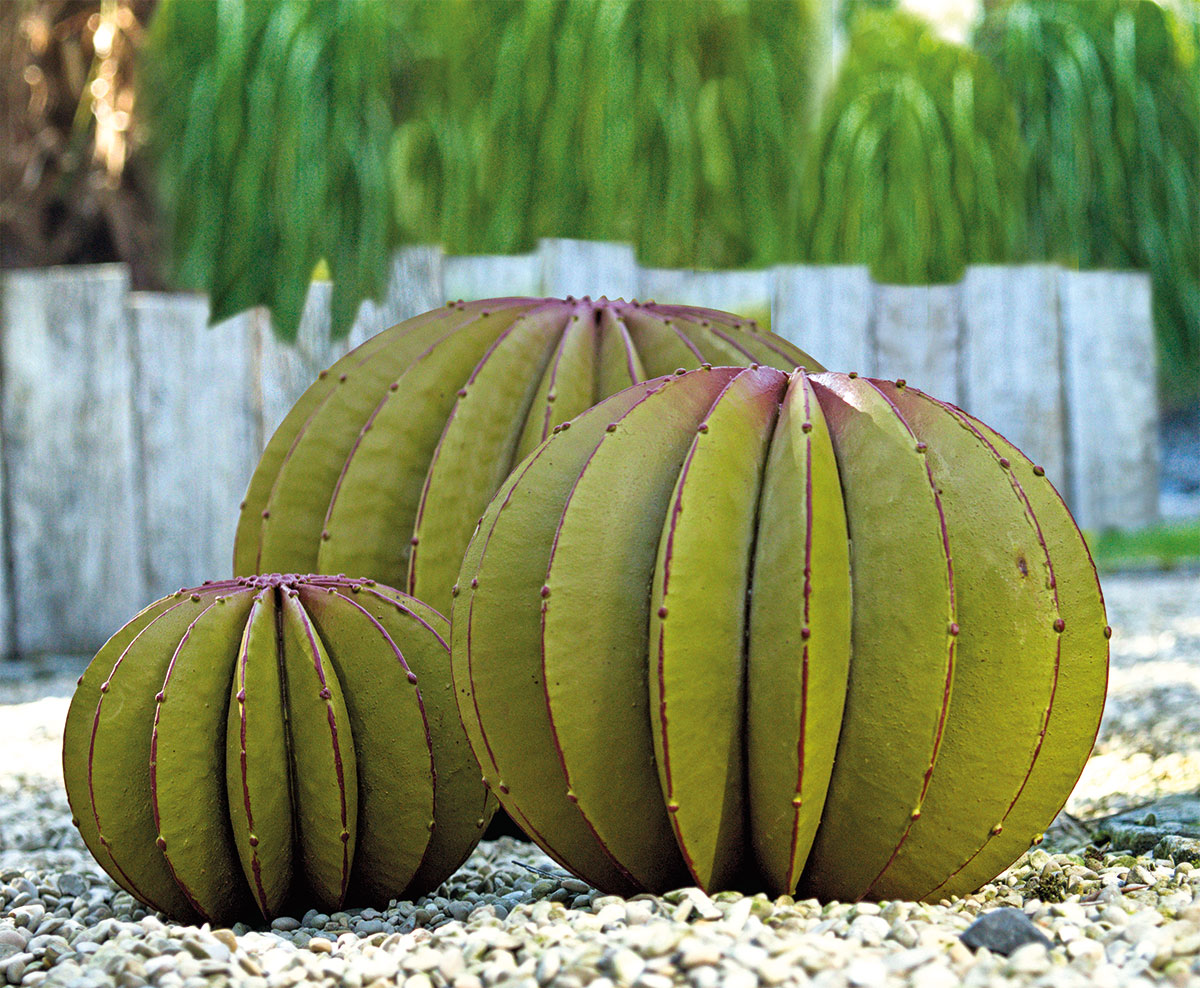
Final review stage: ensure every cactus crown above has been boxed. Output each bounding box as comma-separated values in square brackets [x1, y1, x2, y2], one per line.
[234, 296, 820, 615]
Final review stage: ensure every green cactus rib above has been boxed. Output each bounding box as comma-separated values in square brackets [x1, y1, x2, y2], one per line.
[407, 307, 567, 604]
[513, 308, 598, 465]
[745, 372, 851, 896]
[316, 305, 560, 595]
[922, 408, 1108, 900]
[259, 302, 531, 578]
[277, 593, 358, 909]
[296, 583, 436, 902]
[150, 592, 256, 922]
[64, 596, 207, 922]
[228, 591, 294, 919]
[541, 369, 750, 893]
[649, 367, 786, 891]
[451, 366, 1107, 901]
[235, 297, 822, 618]
[64, 575, 490, 923]
[595, 307, 645, 397]
[798, 373, 958, 903]
[234, 303, 470, 576]
[454, 377, 689, 895]
[850, 381, 1061, 901]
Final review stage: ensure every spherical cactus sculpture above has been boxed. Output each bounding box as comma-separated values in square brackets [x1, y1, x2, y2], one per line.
[233, 297, 821, 615]
[451, 366, 1108, 902]
[63, 575, 494, 924]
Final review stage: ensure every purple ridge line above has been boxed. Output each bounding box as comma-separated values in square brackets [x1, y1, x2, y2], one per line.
[537, 304, 588, 443]
[407, 303, 570, 595]
[86, 595, 197, 911]
[320, 305, 531, 540]
[289, 599, 353, 906]
[697, 324, 762, 363]
[857, 377, 957, 900]
[914, 393, 1075, 899]
[786, 373, 816, 889]
[150, 596, 228, 922]
[236, 592, 274, 915]
[611, 314, 643, 385]
[637, 308, 708, 363]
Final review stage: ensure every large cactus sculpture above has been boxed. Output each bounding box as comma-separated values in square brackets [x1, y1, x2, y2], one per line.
[233, 297, 820, 615]
[63, 575, 493, 924]
[451, 366, 1108, 901]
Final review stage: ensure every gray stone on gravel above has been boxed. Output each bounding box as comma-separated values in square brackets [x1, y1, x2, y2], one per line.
[960, 907, 1053, 955]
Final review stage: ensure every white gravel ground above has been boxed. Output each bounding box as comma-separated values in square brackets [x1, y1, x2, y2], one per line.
[1, 571, 1198, 988]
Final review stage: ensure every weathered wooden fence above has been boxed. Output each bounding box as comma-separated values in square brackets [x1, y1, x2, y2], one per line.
[0, 239, 1158, 659]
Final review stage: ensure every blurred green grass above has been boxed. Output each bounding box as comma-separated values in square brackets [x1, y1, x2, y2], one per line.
[1086, 517, 1200, 572]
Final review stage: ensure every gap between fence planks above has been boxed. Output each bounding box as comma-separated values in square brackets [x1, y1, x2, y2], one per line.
[0, 240, 1158, 658]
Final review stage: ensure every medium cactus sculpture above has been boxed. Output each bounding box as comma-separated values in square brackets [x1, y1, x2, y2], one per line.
[63, 575, 493, 924]
[452, 366, 1108, 902]
[233, 297, 820, 615]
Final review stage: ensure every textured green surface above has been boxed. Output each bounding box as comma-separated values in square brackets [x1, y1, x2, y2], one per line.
[228, 592, 295, 918]
[858, 382, 1060, 900]
[541, 371, 740, 892]
[311, 308, 522, 584]
[299, 584, 435, 902]
[453, 378, 683, 895]
[151, 593, 255, 923]
[924, 410, 1109, 899]
[408, 308, 564, 603]
[236, 304, 481, 576]
[238, 297, 821, 620]
[63, 596, 203, 922]
[745, 372, 851, 896]
[799, 374, 956, 902]
[278, 594, 357, 909]
[648, 368, 784, 890]
[452, 367, 1107, 901]
[64, 575, 489, 922]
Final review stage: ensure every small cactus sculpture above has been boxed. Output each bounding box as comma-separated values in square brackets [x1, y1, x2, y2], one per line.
[233, 297, 821, 615]
[63, 575, 493, 924]
[451, 366, 1108, 901]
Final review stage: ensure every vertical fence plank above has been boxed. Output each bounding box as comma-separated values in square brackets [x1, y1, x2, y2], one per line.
[0, 256, 1172, 662]
[345, 246, 447, 350]
[873, 283, 962, 402]
[255, 281, 339, 446]
[129, 293, 259, 595]
[960, 265, 1067, 487]
[637, 268, 776, 325]
[0, 265, 143, 655]
[1060, 270, 1159, 530]
[539, 238, 639, 300]
[773, 265, 873, 374]
[443, 253, 540, 303]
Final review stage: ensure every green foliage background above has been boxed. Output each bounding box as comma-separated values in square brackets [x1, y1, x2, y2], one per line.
[141, 0, 404, 339]
[389, 0, 826, 271]
[141, 0, 827, 340]
[140, 0, 1199, 407]
[793, 9, 1026, 284]
[975, 0, 1200, 409]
